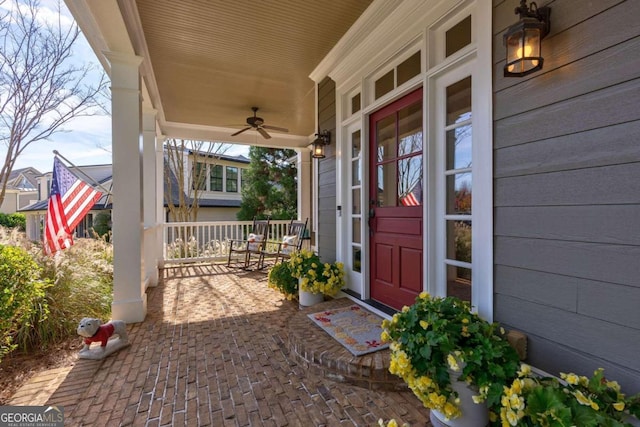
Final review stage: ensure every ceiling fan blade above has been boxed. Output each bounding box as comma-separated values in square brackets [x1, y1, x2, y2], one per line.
[257, 127, 271, 139]
[231, 127, 251, 136]
[262, 125, 289, 133]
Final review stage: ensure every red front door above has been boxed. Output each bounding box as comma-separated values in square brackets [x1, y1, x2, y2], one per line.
[369, 88, 423, 310]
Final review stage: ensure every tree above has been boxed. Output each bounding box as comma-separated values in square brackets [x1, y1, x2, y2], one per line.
[237, 146, 297, 220]
[163, 138, 230, 222]
[0, 0, 107, 206]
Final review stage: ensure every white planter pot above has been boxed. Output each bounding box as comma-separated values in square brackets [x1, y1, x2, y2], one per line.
[430, 360, 489, 427]
[298, 279, 324, 307]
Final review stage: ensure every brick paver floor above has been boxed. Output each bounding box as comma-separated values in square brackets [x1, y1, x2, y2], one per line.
[9, 264, 431, 426]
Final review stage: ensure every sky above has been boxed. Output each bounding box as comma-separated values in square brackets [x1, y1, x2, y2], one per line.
[3, 0, 248, 174]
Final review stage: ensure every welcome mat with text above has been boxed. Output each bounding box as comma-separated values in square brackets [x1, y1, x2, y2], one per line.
[307, 305, 389, 356]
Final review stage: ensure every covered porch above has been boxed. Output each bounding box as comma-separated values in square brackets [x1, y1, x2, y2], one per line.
[8, 265, 431, 426]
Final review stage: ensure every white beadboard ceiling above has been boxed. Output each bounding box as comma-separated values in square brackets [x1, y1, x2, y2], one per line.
[124, 0, 373, 142]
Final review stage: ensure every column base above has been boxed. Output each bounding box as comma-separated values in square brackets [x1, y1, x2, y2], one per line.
[112, 294, 147, 323]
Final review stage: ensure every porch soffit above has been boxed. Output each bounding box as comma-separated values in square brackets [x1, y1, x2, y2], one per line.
[121, 0, 373, 146]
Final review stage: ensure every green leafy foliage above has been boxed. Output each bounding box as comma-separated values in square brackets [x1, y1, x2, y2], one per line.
[500, 365, 640, 426]
[0, 244, 50, 362]
[237, 147, 297, 220]
[0, 227, 112, 361]
[267, 261, 298, 300]
[0, 213, 26, 231]
[381, 294, 520, 420]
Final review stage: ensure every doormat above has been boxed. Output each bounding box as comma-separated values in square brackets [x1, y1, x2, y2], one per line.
[307, 305, 389, 356]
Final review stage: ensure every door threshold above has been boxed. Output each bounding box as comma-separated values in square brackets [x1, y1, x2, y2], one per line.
[340, 289, 397, 318]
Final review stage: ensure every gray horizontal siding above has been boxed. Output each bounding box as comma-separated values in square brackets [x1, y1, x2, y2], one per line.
[493, 0, 640, 393]
[317, 76, 337, 263]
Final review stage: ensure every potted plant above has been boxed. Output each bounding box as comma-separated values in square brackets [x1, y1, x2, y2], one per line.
[381, 293, 521, 426]
[267, 261, 298, 301]
[288, 249, 345, 306]
[500, 364, 640, 426]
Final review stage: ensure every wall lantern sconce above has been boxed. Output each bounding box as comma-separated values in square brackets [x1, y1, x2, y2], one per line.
[311, 130, 331, 159]
[504, 0, 551, 77]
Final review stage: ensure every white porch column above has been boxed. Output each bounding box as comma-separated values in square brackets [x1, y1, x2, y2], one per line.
[107, 52, 147, 323]
[156, 135, 166, 268]
[297, 150, 312, 223]
[143, 108, 159, 287]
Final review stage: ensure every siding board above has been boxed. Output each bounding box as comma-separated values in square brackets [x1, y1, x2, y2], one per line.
[495, 294, 640, 373]
[495, 163, 640, 207]
[495, 236, 640, 288]
[495, 120, 640, 178]
[495, 205, 640, 246]
[495, 36, 640, 119]
[514, 330, 640, 394]
[494, 265, 578, 311]
[492, 0, 626, 65]
[494, 78, 640, 148]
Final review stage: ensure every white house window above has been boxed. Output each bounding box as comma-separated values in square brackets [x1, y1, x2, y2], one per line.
[209, 164, 223, 192]
[350, 129, 362, 274]
[226, 166, 238, 192]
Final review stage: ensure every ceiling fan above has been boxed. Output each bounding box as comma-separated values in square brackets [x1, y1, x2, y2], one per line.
[230, 107, 289, 139]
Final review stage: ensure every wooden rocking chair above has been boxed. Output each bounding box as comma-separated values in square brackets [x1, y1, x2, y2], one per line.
[227, 217, 270, 269]
[271, 218, 308, 265]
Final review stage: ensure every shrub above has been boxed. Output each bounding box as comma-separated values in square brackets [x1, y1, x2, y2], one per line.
[0, 244, 50, 362]
[92, 211, 111, 241]
[0, 213, 26, 231]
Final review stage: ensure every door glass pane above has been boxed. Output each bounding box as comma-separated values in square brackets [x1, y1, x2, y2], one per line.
[398, 102, 422, 156]
[375, 69, 394, 99]
[397, 51, 421, 86]
[352, 218, 361, 244]
[352, 159, 361, 186]
[398, 156, 422, 206]
[447, 264, 471, 302]
[446, 173, 472, 214]
[376, 115, 395, 161]
[446, 126, 472, 170]
[352, 246, 362, 273]
[377, 162, 397, 207]
[352, 188, 361, 214]
[446, 76, 472, 125]
[446, 15, 472, 57]
[446, 220, 471, 263]
[352, 130, 361, 158]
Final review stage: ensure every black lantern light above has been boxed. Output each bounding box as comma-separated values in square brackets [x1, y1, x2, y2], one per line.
[311, 130, 331, 159]
[503, 0, 551, 77]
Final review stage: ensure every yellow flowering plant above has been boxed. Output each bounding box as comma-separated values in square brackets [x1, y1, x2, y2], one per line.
[288, 249, 345, 297]
[381, 293, 520, 421]
[500, 364, 640, 426]
[267, 261, 298, 300]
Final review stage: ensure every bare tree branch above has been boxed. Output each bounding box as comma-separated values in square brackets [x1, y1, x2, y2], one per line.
[0, 0, 107, 205]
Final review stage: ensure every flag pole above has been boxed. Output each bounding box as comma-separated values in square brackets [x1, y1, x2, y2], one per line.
[52, 150, 112, 195]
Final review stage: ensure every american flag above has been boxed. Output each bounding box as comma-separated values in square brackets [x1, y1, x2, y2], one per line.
[401, 179, 422, 206]
[43, 157, 103, 255]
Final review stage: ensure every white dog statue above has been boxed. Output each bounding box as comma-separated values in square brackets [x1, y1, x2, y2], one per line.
[76, 317, 130, 360]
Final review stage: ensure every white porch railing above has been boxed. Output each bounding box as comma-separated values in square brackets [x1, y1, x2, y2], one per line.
[163, 220, 292, 264]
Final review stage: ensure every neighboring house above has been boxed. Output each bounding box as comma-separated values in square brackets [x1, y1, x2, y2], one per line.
[20, 164, 113, 241]
[164, 150, 250, 222]
[67, 0, 640, 394]
[0, 167, 40, 214]
[20, 151, 250, 239]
